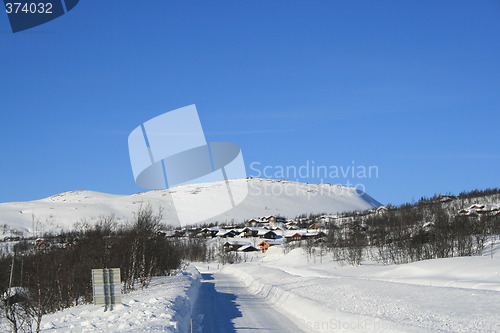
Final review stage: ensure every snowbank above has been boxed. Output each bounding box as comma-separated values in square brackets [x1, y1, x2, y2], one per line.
[34, 266, 201, 333]
[224, 264, 426, 333]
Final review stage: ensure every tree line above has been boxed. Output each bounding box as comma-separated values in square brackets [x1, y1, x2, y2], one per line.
[0, 206, 207, 333]
[318, 190, 500, 265]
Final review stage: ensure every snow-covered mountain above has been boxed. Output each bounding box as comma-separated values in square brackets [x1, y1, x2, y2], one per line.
[0, 178, 381, 236]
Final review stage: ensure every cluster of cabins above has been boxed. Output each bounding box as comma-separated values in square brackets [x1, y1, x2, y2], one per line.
[210, 215, 326, 253]
[458, 204, 500, 216]
[219, 227, 326, 253]
[0, 235, 78, 251]
[222, 239, 285, 253]
[33, 237, 79, 250]
[157, 215, 327, 253]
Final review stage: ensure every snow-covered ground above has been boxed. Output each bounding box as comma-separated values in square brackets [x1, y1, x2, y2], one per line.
[9, 267, 201, 333]
[0, 178, 380, 236]
[3, 246, 499, 333]
[221, 245, 500, 332]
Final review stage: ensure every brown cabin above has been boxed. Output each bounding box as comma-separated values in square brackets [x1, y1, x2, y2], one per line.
[285, 233, 303, 242]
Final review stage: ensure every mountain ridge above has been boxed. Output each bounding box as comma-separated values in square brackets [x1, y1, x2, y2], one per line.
[0, 178, 381, 236]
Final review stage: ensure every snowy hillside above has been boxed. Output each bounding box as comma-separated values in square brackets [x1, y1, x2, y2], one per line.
[0, 179, 381, 236]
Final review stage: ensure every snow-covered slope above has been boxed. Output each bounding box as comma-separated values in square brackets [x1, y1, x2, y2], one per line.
[0, 178, 381, 235]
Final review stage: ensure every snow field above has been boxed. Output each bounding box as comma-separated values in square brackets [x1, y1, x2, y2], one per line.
[222, 247, 500, 333]
[224, 264, 426, 333]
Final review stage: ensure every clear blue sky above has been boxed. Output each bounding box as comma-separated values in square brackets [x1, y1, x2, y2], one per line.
[1, 0, 499, 205]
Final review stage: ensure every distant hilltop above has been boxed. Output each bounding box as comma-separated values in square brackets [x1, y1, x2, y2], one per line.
[0, 178, 381, 237]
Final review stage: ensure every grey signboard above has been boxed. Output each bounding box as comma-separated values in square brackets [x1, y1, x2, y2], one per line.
[91, 268, 122, 310]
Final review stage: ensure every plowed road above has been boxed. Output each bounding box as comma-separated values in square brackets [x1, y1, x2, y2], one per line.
[192, 270, 304, 332]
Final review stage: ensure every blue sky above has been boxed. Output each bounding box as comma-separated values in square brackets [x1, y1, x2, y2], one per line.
[1, 0, 499, 205]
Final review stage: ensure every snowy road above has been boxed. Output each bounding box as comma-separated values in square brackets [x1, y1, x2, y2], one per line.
[192, 271, 304, 333]
[222, 249, 500, 333]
